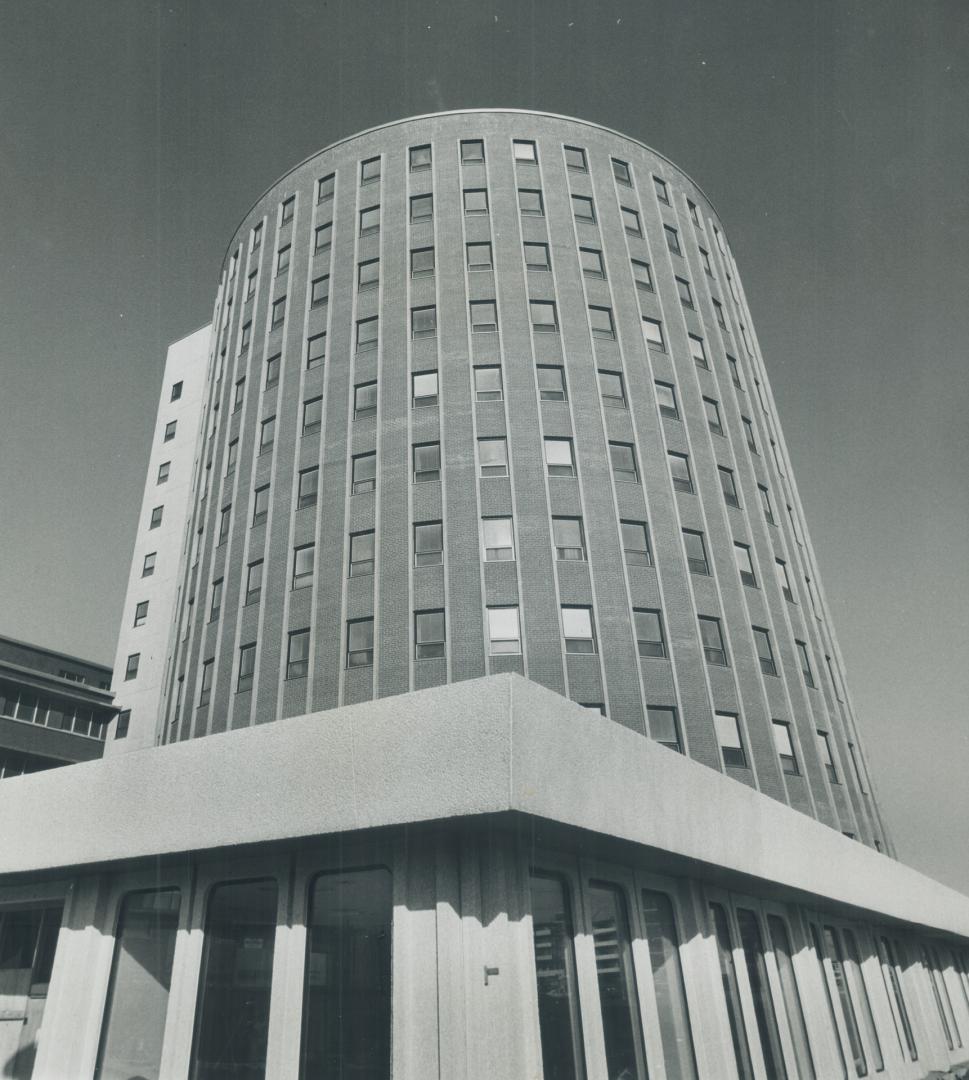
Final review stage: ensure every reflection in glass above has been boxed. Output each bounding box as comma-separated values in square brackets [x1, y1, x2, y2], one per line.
[876, 937, 917, 1061]
[736, 909, 787, 1080]
[710, 903, 755, 1080]
[841, 930, 884, 1070]
[808, 924, 848, 1079]
[822, 926, 867, 1077]
[766, 915, 816, 1080]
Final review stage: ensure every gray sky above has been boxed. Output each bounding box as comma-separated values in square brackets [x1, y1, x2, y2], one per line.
[1, 0, 967, 892]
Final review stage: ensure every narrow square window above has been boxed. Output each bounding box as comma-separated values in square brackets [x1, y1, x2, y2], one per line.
[571, 194, 596, 223]
[302, 396, 322, 435]
[237, 643, 256, 692]
[198, 659, 212, 705]
[647, 707, 681, 751]
[157, 461, 170, 484]
[643, 317, 665, 351]
[598, 369, 626, 408]
[307, 332, 326, 369]
[776, 559, 794, 603]
[676, 277, 694, 308]
[796, 640, 816, 687]
[621, 521, 651, 566]
[518, 188, 544, 216]
[689, 334, 709, 369]
[470, 300, 498, 333]
[218, 505, 231, 544]
[655, 381, 679, 419]
[142, 552, 156, 577]
[699, 248, 713, 277]
[251, 222, 263, 249]
[298, 467, 318, 509]
[287, 629, 310, 679]
[360, 156, 380, 184]
[463, 188, 489, 214]
[411, 246, 434, 276]
[704, 397, 724, 436]
[225, 440, 238, 476]
[665, 225, 681, 255]
[409, 143, 432, 171]
[115, 709, 130, 738]
[233, 378, 245, 412]
[817, 730, 838, 783]
[688, 200, 701, 227]
[259, 416, 275, 454]
[310, 275, 329, 307]
[483, 517, 514, 561]
[412, 371, 439, 407]
[252, 484, 269, 527]
[356, 316, 378, 351]
[134, 600, 149, 628]
[414, 521, 443, 567]
[164, 420, 177, 442]
[635, 609, 667, 658]
[410, 193, 433, 223]
[125, 653, 140, 681]
[524, 242, 551, 271]
[734, 543, 756, 587]
[772, 721, 799, 775]
[513, 139, 538, 163]
[621, 207, 642, 237]
[488, 607, 520, 654]
[589, 305, 615, 339]
[474, 366, 502, 401]
[292, 543, 315, 590]
[413, 442, 441, 483]
[415, 610, 446, 659]
[759, 484, 776, 525]
[653, 176, 670, 203]
[354, 381, 377, 419]
[553, 517, 585, 561]
[348, 531, 375, 578]
[612, 158, 632, 185]
[280, 196, 295, 224]
[564, 145, 587, 171]
[270, 297, 286, 329]
[713, 298, 727, 330]
[716, 712, 747, 768]
[726, 355, 742, 391]
[719, 466, 740, 508]
[276, 245, 290, 276]
[150, 505, 163, 529]
[683, 529, 709, 574]
[537, 365, 567, 400]
[265, 353, 280, 389]
[246, 269, 257, 301]
[170, 381, 183, 401]
[358, 258, 379, 292]
[699, 616, 727, 665]
[412, 305, 437, 338]
[467, 241, 493, 270]
[530, 300, 558, 333]
[753, 626, 777, 676]
[631, 259, 653, 291]
[346, 619, 374, 668]
[478, 437, 508, 477]
[545, 437, 575, 477]
[359, 205, 380, 235]
[668, 452, 693, 493]
[562, 606, 596, 654]
[609, 442, 639, 482]
[580, 247, 605, 278]
[352, 452, 376, 494]
[742, 417, 757, 453]
[314, 222, 332, 255]
[460, 139, 485, 164]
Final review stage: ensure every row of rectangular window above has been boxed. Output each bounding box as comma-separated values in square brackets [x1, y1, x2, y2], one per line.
[0, 682, 108, 740]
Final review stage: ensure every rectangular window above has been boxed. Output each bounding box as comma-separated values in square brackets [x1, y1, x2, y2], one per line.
[677, 276, 694, 308]
[714, 298, 727, 330]
[699, 616, 727, 665]
[415, 610, 446, 659]
[198, 659, 213, 706]
[621, 521, 651, 566]
[728, 354, 743, 388]
[635, 609, 667, 658]
[478, 437, 508, 477]
[643, 317, 665, 351]
[460, 138, 485, 163]
[772, 559, 793, 604]
[589, 305, 616, 339]
[354, 381, 378, 419]
[524, 242, 551, 271]
[716, 712, 747, 767]
[307, 332, 326, 369]
[413, 442, 441, 483]
[630, 261, 653, 295]
[349, 530, 375, 577]
[238, 643, 256, 692]
[142, 552, 156, 577]
[545, 437, 575, 477]
[530, 300, 558, 333]
[653, 175, 670, 203]
[310, 275, 329, 307]
[276, 245, 290, 276]
[655, 381, 679, 419]
[270, 296, 286, 328]
[483, 517, 514, 561]
[292, 544, 315, 589]
[719, 466, 740, 507]
[150, 505, 163, 529]
[474, 365, 502, 401]
[357, 258, 379, 292]
[621, 206, 642, 236]
[317, 173, 334, 202]
[518, 188, 544, 215]
[94, 890, 181, 1080]
[409, 143, 432, 170]
[359, 205, 380, 235]
[209, 580, 222, 622]
[735, 909, 789, 1078]
[537, 365, 567, 401]
[246, 560, 263, 604]
[352, 452, 376, 494]
[302, 396, 322, 435]
[414, 521, 443, 567]
[134, 600, 149, 627]
[225, 440, 239, 476]
[796, 640, 816, 687]
[759, 484, 776, 525]
[765, 917, 817, 1080]
[772, 721, 799, 775]
[314, 221, 332, 255]
[251, 222, 263, 249]
[513, 139, 538, 163]
[742, 416, 757, 453]
[233, 377, 245, 411]
[562, 606, 596, 654]
[411, 246, 434, 276]
[669, 452, 693, 493]
[690, 334, 709, 369]
[553, 517, 585, 561]
[356, 316, 378, 351]
[245, 269, 257, 301]
[409, 193, 433, 222]
[612, 158, 632, 185]
[704, 397, 724, 436]
[170, 380, 183, 402]
[252, 484, 269, 526]
[218, 505, 231, 544]
[157, 461, 170, 484]
[470, 299, 498, 333]
[284, 629, 309, 679]
[411, 304, 437, 337]
[297, 467, 318, 509]
[463, 187, 489, 214]
[467, 241, 493, 270]
[609, 441, 639, 482]
[646, 709, 682, 754]
[571, 194, 596, 223]
[264, 353, 281, 390]
[580, 247, 605, 278]
[711, 903, 756, 1080]
[598, 369, 626, 408]
[665, 225, 682, 255]
[412, 371, 439, 407]
[259, 415, 276, 453]
[190, 880, 277, 1080]
[753, 626, 777, 676]
[347, 618, 374, 667]
[280, 195, 295, 224]
[564, 145, 587, 170]
[734, 543, 756, 587]
[164, 420, 176, 442]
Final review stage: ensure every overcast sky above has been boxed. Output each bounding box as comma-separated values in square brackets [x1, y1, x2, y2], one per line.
[1, 0, 967, 892]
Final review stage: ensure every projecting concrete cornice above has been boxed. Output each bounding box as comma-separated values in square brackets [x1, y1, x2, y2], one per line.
[1, 674, 967, 938]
